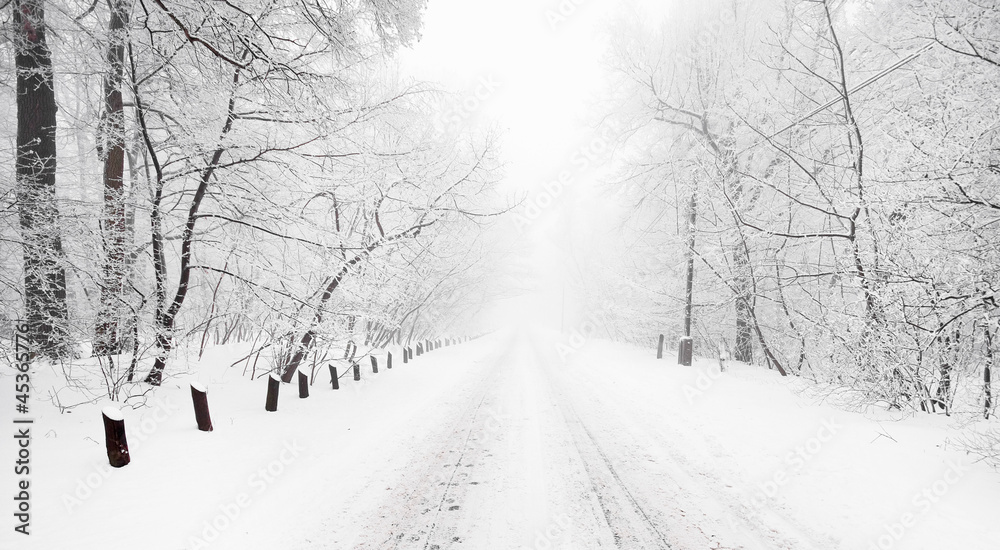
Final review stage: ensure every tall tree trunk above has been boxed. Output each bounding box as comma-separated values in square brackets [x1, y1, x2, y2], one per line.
[94, 0, 132, 355]
[14, 0, 71, 359]
[143, 63, 242, 386]
[722, 153, 755, 365]
[732, 240, 754, 363]
[985, 327, 994, 420]
[682, 188, 697, 338]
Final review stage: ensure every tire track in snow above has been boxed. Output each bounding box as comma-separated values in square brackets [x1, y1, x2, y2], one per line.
[544, 335, 834, 550]
[418, 391, 489, 550]
[346, 344, 508, 550]
[566, 404, 674, 549]
[527, 337, 675, 549]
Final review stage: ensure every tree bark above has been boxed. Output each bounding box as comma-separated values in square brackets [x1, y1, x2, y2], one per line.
[985, 327, 994, 419]
[14, 0, 71, 359]
[94, 0, 132, 355]
[683, 188, 697, 339]
[732, 243, 754, 363]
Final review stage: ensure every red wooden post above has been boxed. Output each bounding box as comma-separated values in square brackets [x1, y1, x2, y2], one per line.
[102, 407, 130, 467]
[190, 382, 213, 431]
[265, 373, 280, 412]
[298, 370, 309, 398]
[370, 355, 378, 374]
[329, 365, 340, 389]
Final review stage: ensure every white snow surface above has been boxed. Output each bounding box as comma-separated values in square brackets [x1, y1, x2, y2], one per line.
[3, 328, 999, 549]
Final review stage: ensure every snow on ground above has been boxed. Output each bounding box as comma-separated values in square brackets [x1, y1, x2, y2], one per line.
[2, 328, 998, 550]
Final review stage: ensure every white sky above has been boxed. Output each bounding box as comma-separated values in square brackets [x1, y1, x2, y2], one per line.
[400, 0, 615, 190]
[398, 0, 670, 328]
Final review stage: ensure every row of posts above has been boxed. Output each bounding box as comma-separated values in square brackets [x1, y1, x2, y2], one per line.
[101, 336, 470, 467]
[656, 333, 693, 366]
[262, 337, 466, 413]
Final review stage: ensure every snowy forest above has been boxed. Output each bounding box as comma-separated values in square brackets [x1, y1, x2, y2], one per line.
[568, 0, 1000, 419]
[3, 0, 507, 388]
[2, 0, 1000, 548]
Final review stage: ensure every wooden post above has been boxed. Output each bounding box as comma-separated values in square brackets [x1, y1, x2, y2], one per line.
[353, 362, 361, 381]
[190, 382, 213, 432]
[370, 355, 378, 374]
[387, 351, 393, 369]
[298, 370, 309, 398]
[678, 336, 693, 366]
[403, 348, 409, 364]
[102, 407, 130, 468]
[329, 365, 339, 389]
[657, 334, 664, 359]
[265, 373, 280, 412]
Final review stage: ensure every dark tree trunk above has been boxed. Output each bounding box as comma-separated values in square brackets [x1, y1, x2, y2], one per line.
[94, 0, 132, 355]
[144, 66, 241, 386]
[683, 190, 697, 338]
[733, 244, 753, 364]
[15, 0, 71, 359]
[279, 220, 431, 382]
[984, 327, 994, 420]
[344, 315, 356, 358]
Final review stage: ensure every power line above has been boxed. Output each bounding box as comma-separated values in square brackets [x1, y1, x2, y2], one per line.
[737, 40, 935, 156]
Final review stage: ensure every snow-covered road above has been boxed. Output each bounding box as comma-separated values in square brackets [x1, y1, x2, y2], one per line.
[10, 329, 999, 550]
[288, 331, 830, 550]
